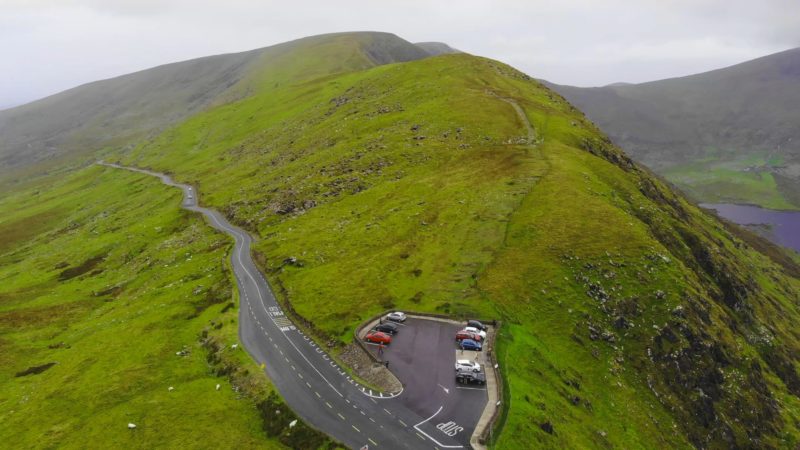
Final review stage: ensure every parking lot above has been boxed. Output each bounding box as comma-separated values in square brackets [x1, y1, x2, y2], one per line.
[363, 316, 490, 447]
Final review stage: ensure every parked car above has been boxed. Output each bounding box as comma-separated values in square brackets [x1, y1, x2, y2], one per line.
[374, 322, 398, 335]
[460, 339, 482, 351]
[365, 331, 392, 345]
[455, 330, 482, 342]
[456, 371, 486, 385]
[467, 320, 487, 331]
[464, 326, 487, 339]
[455, 359, 481, 373]
[386, 311, 407, 323]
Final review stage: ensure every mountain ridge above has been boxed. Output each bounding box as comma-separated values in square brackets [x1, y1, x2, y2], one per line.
[0, 31, 434, 173]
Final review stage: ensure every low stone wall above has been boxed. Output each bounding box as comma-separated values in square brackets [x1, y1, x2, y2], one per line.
[475, 320, 504, 448]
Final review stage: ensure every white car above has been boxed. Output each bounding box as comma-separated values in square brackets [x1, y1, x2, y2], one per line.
[455, 359, 481, 373]
[386, 311, 407, 323]
[464, 326, 487, 339]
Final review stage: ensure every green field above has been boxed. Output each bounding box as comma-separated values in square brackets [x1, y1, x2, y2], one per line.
[1, 33, 799, 449]
[663, 154, 797, 210]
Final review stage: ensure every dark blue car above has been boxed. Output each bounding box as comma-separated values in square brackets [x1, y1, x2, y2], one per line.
[460, 339, 482, 351]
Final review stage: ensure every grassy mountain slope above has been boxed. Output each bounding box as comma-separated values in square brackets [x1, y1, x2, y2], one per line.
[548, 48, 800, 209]
[109, 40, 800, 449]
[0, 32, 429, 175]
[0, 166, 280, 448]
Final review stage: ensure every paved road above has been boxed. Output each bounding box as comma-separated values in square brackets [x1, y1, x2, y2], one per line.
[99, 163, 469, 449]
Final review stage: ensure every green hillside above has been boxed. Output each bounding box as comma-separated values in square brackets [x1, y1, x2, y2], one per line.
[548, 47, 800, 210]
[0, 166, 287, 448]
[2, 33, 799, 449]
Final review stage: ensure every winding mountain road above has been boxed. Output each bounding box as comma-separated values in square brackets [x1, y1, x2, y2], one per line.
[99, 162, 468, 450]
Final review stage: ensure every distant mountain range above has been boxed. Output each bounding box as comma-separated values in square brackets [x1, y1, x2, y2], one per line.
[548, 47, 800, 210]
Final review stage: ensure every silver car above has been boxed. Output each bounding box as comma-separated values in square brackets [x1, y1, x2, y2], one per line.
[386, 311, 407, 323]
[455, 359, 481, 373]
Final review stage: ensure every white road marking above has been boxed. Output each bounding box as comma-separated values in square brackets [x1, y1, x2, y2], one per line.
[337, 413, 345, 420]
[325, 402, 332, 409]
[413, 406, 463, 448]
[352, 425, 360, 433]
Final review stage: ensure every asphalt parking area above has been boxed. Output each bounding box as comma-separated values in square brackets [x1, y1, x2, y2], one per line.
[365, 317, 489, 448]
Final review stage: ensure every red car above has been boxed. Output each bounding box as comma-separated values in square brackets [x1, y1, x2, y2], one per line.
[455, 330, 482, 342]
[365, 331, 392, 345]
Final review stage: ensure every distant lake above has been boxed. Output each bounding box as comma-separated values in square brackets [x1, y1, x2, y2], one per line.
[701, 203, 800, 253]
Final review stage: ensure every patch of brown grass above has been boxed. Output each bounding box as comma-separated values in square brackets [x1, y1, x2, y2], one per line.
[0, 207, 66, 254]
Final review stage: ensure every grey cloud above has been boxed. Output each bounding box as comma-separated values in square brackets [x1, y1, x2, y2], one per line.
[1, 0, 798, 106]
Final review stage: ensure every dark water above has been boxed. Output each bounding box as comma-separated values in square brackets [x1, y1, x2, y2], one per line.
[701, 203, 800, 253]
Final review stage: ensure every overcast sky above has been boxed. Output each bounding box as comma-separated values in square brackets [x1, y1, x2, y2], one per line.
[1, 0, 799, 109]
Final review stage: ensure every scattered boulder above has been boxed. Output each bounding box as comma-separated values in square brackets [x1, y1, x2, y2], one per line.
[540, 421, 554, 434]
[282, 256, 304, 267]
